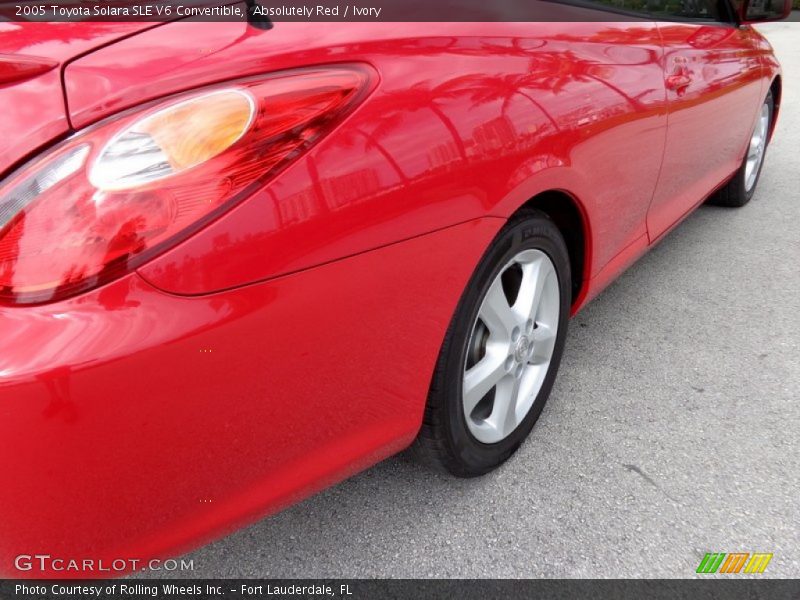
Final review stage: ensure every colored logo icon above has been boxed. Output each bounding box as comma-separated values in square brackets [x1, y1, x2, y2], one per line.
[696, 553, 773, 574]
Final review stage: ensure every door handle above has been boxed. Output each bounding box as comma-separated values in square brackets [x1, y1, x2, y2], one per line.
[666, 73, 692, 91]
[666, 56, 693, 93]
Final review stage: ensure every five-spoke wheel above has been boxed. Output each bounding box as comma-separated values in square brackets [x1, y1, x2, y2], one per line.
[415, 210, 571, 477]
[463, 249, 560, 444]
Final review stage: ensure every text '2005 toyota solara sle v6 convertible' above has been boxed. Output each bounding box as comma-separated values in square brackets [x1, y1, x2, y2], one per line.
[0, 0, 789, 577]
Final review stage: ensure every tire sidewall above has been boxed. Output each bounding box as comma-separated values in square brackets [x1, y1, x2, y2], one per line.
[439, 213, 571, 475]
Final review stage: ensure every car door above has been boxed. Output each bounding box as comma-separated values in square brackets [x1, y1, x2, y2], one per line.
[647, 13, 764, 240]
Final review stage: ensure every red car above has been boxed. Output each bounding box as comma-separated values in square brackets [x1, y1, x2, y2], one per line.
[0, 0, 789, 578]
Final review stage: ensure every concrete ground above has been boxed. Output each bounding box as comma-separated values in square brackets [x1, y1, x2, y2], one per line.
[163, 24, 800, 578]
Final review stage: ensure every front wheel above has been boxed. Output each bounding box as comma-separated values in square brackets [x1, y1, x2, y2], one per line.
[708, 91, 774, 208]
[414, 209, 571, 477]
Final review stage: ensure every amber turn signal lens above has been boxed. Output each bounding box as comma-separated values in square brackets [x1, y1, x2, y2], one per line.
[90, 89, 255, 191]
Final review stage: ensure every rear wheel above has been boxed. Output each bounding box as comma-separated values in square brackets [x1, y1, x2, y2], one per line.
[708, 91, 774, 208]
[414, 210, 571, 477]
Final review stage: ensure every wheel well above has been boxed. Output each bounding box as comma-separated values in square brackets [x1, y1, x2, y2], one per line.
[769, 76, 782, 138]
[517, 191, 587, 306]
[770, 76, 782, 111]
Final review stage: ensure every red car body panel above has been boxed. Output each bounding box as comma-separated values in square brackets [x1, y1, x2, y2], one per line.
[0, 23, 158, 175]
[0, 218, 501, 575]
[0, 18, 781, 577]
[67, 22, 670, 291]
[647, 24, 768, 239]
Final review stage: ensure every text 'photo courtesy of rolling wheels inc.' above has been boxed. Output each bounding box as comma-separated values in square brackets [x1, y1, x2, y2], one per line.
[0, 0, 798, 598]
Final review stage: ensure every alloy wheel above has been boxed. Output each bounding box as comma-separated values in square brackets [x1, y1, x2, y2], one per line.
[745, 101, 770, 193]
[462, 249, 560, 444]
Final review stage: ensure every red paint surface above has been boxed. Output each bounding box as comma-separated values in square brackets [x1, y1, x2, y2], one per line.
[0, 20, 781, 577]
[0, 218, 502, 577]
[0, 23, 158, 175]
[647, 24, 768, 239]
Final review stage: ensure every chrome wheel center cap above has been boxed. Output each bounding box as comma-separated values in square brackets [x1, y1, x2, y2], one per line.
[514, 336, 531, 363]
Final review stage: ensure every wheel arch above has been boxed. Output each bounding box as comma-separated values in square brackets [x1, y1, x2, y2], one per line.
[768, 75, 782, 142]
[513, 190, 592, 313]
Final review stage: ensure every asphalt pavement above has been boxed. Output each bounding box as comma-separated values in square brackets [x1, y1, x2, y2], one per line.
[159, 24, 800, 579]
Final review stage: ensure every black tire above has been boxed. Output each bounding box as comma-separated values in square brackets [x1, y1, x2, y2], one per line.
[414, 209, 571, 477]
[708, 91, 774, 208]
